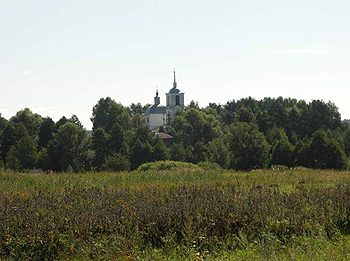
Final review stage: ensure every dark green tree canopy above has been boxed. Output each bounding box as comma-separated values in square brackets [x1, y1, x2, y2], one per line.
[228, 122, 270, 170]
[91, 97, 131, 132]
[10, 108, 43, 138]
[0, 95, 348, 172]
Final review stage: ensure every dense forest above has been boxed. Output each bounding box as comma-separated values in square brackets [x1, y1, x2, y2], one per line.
[1, 96, 350, 172]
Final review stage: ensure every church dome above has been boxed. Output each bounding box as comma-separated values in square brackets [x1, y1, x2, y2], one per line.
[169, 87, 180, 93]
[144, 104, 166, 115]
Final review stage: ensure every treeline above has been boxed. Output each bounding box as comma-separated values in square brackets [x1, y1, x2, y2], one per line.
[1, 96, 350, 172]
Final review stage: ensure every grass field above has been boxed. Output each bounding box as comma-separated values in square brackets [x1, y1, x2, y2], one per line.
[2, 167, 350, 260]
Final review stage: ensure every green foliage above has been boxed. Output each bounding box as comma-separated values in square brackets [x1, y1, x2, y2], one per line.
[10, 108, 43, 138]
[0, 96, 349, 173]
[137, 160, 200, 171]
[236, 106, 256, 123]
[0, 122, 18, 162]
[102, 152, 130, 172]
[207, 138, 231, 168]
[5, 135, 37, 171]
[266, 125, 289, 145]
[92, 127, 109, 169]
[190, 142, 208, 163]
[172, 108, 222, 147]
[228, 122, 270, 170]
[169, 143, 186, 161]
[38, 117, 55, 149]
[298, 130, 349, 169]
[128, 102, 145, 115]
[152, 137, 169, 161]
[343, 128, 350, 157]
[91, 97, 131, 132]
[270, 139, 294, 167]
[129, 139, 153, 170]
[108, 122, 129, 155]
[36, 148, 51, 171]
[48, 122, 90, 172]
[197, 161, 222, 170]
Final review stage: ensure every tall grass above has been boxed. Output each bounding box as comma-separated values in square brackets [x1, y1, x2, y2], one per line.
[2, 169, 350, 260]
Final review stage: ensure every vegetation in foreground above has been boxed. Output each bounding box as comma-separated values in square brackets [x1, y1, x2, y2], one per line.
[2, 167, 350, 260]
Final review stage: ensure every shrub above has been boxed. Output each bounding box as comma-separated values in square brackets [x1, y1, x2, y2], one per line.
[197, 161, 222, 171]
[137, 160, 200, 171]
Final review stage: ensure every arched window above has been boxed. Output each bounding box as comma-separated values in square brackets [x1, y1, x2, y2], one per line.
[175, 95, 180, 105]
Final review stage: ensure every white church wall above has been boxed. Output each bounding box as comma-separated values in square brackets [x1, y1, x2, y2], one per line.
[148, 113, 166, 130]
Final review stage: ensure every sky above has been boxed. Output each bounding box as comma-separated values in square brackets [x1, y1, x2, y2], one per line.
[1, 0, 350, 129]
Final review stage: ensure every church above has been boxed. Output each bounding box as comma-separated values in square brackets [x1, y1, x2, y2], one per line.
[144, 70, 185, 130]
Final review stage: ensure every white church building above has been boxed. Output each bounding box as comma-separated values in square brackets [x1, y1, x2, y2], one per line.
[144, 71, 185, 130]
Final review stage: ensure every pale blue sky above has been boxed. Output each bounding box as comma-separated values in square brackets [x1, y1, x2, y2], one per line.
[1, 0, 350, 129]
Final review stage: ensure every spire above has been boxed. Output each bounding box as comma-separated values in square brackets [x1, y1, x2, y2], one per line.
[173, 68, 177, 89]
[156, 86, 158, 97]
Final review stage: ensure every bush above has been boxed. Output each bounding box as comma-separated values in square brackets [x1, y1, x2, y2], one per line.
[197, 161, 222, 171]
[137, 160, 200, 171]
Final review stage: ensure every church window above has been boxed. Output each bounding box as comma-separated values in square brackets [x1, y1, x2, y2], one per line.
[175, 95, 180, 105]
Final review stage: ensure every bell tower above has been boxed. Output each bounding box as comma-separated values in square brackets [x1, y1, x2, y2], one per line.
[166, 69, 185, 125]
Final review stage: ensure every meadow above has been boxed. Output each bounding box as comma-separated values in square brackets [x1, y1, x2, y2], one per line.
[2, 167, 350, 260]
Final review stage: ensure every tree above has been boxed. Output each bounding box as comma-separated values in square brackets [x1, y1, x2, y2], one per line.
[109, 123, 129, 155]
[152, 137, 169, 162]
[129, 139, 153, 170]
[190, 142, 208, 164]
[101, 152, 130, 172]
[207, 138, 231, 168]
[236, 106, 256, 123]
[131, 114, 147, 130]
[343, 128, 350, 157]
[91, 97, 131, 132]
[55, 116, 68, 131]
[10, 108, 43, 138]
[172, 108, 222, 147]
[266, 126, 289, 145]
[37, 148, 51, 171]
[308, 100, 341, 134]
[188, 100, 200, 109]
[0, 114, 9, 162]
[228, 122, 269, 170]
[169, 143, 186, 162]
[6, 135, 37, 171]
[1, 123, 19, 163]
[48, 122, 90, 172]
[270, 139, 294, 167]
[68, 114, 83, 127]
[128, 103, 144, 115]
[298, 130, 349, 169]
[92, 127, 109, 170]
[38, 117, 55, 149]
